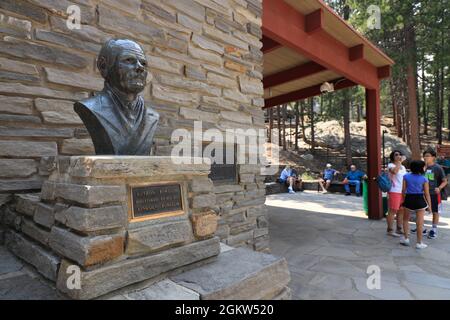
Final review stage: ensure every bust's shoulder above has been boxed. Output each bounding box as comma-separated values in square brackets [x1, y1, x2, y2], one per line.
[144, 101, 160, 120]
[75, 92, 111, 113]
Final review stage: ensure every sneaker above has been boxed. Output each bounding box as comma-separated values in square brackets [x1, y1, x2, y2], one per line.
[411, 228, 427, 235]
[345, 192, 351, 196]
[288, 187, 295, 194]
[400, 237, 410, 246]
[428, 230, 437, 239]
[387, 230, 401, 237]
[416, 242, 428, 249]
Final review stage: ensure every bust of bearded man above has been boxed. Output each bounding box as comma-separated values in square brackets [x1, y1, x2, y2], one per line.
[74, 39, 159, 155]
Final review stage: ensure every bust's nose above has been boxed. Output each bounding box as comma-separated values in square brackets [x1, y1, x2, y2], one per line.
[136, 60, 145, 73]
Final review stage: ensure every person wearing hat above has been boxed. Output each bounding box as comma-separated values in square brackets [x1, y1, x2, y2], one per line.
[318, 164, 339, 193]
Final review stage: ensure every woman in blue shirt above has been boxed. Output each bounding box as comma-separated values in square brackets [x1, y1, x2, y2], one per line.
[400, 160, 432, 249]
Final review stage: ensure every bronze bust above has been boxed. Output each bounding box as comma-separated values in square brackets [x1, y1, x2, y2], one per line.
[74, 39, 159, 155]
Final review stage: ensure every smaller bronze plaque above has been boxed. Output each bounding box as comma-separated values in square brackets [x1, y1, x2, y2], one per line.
[131, 183, 183, 219]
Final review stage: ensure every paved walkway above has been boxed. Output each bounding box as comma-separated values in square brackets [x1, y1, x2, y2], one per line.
[267, 191, 450, 300]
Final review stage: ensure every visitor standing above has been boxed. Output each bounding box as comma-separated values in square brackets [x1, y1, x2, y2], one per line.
[386, 150, 407, 237]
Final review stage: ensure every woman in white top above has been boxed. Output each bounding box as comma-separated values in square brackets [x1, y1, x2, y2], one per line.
[386, 150, 407, 237]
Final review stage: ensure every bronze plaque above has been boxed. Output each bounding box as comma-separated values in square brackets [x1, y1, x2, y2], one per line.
[131, 184, 183, 218]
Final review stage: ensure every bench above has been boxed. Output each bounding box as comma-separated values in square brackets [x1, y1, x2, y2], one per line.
[437, 145, 450, 157]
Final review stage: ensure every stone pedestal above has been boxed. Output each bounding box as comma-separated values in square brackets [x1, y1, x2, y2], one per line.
[5, 156, 221, 299]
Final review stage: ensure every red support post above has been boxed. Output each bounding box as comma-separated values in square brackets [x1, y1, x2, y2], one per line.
[366, 87, 383, 220]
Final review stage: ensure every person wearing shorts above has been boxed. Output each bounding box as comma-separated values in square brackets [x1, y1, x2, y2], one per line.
[400, 160, 432, 249]
[386, 150, 407, 237]
[423, 149, 448, 239]
[318, 163, 339, 193]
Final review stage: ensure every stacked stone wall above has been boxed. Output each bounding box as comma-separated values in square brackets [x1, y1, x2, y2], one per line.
[0, 0, 268, 251]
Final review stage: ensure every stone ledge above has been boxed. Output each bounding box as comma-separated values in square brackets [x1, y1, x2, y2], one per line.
[171, 247, 291, 300]
[67, 156, 210, 178]
[4, 230, 60, 281]
[56, 237, 221, 299]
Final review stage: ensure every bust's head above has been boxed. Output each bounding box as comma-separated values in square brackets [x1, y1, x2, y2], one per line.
[97, 39, 148, 94]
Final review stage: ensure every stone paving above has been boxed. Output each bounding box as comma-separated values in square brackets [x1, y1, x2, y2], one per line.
[267, 191, 450, 300]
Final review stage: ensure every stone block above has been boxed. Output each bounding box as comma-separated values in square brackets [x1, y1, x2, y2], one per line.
[126, 220, 194, 256]
[239, 76, 263, 95]
[5, 230, 60, 281]
[35, 29, 100, 54]
[21, 218, 50, 246]
[239, 173, 255, 183]
[165, 0, 205, 22]
[0, 194, 12, 207]
[191, 193, 216, 209]
[177, 14, 202, 33]
[226, 230, 253, 247]
[253, 227, 268, 238]
[55, 205, 127, 233]
[190, 211, 218, 238]
[0, 159, 37, 178]
[0, 82, 87, 100]
[180, 107, 219, 123]
[0, 38, 89, 69]
[56, 237, 220, 299]
[0, 140, 57, 158]
[189, 176, 214, 193]
[0, 0, 48, 24]
[0, 127, 73, 139]
[67, 156, 209, 179]
[188, 45, 222, 66]
[185, 65, 206, 81]
[192, 34, 224, 54]
[98, 5, 165, 43]
[45, 68, 103, 91]
[60, 138, 95, 155]
[171, 247, 290, 300]
[49, 227, 124, 267]
[148, 54, 183, 74]
[0, 179, 43, 192]
[41, 182, 126, 207]
[1, 207, 21, 231]
[142, 2, 177, 23]
[207, 73, 237, 88]
[223, 88, 251, 104]
[125, 279, 200, 300]
[0, 113, 41, 124]
[0, 95, 33, 115]
[152, 84, 198, 106]
[101, 0, 142, 16]
[257, 215, 268, 228]
[33, 202, 55, 229]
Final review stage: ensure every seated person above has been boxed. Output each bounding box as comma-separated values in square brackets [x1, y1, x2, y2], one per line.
[437, 155, 450, 176]
[279, 165, 302, 194]
[318, 163, 339, 193]
[343, 164, 367, 197]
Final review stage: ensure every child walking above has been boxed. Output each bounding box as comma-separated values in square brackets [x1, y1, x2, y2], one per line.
[400, 160, 432, 249]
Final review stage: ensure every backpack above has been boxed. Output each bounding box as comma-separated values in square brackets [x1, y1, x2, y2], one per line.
[377, 172, 392, 192]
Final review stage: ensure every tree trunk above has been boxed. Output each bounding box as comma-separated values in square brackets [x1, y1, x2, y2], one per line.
[439, 65, 444, 145]
[310, 97, 315, 154]
[435, 71, 442, 144]
[343, 89, 352, 166]
[448, 75, 450, 141]
[422, 57, 428, 135]
[277, 105, 281, 146]
[300, 100, 306, 142]
[405, 20, 420, 159]
[282, 104, 287, 150]
[295, 102, 299, 150]
[268, 107, 273, 143]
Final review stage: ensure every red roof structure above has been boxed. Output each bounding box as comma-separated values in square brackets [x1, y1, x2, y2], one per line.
[262, 0, 395, 219]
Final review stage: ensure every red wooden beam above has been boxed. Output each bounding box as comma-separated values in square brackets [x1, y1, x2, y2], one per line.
[262, 0, 379, 89]
[349, 44, 364, 61]
[366, 87, 383, 219]
[377, 65, 391, 79]
[263, 61, 327, 89]
[262, 35, 282, 54]
[305, 9, 323, 34]
[263, 78, 356, 109]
